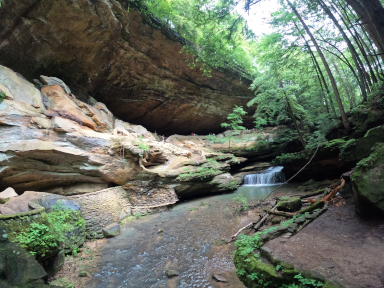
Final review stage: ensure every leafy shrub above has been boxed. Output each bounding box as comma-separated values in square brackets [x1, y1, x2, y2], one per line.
[13, 202, 85, 257]
[233, 196, 249, 210]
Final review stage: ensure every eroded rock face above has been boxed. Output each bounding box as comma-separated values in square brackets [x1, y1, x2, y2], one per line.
[0, 65, 249, 199]
[0, 0, 255, 134]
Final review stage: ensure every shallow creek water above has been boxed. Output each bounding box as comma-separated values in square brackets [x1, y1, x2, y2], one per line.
[86, 184, 299, 288]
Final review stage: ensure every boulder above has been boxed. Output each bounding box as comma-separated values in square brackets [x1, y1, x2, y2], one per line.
[2, 239, 47, 286]
[276, 197, 302, 212]
[165, 269, 179, 278]
[51, 116, 88, 133]
[3, 191, 52, 213]
[73, 99, 113, 132]
[41, 85, 97, 130]
[39, 250, 65, 278]
[0, 65, 44, 111]
[351, 142, 384, 215]
[212, 274, 228, 283]
[297, 186, 307, 192]
[102, 223, 120, 238]
[0, 206, 17, 215]
[40, 75, 71, 94]
[0, 187, 18, 199]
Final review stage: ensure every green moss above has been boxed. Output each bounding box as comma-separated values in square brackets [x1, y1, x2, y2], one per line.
[0, 208, 45, 220]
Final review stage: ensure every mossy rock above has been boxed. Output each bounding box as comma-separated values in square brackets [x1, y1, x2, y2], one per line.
[297, 186, 307, 192]
[307, 183, 319, 191]
[234, 252, 283, 288]
[351, 142, 384, 214]
[276, 197, 302, 212]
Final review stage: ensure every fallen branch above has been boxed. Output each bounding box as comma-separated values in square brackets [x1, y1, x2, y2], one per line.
[322, 179, 345, 202]
[230, 218, 260, 240]
[301, 199, 317, 203]
[254, 203, 278, 230]
[265, 200, 324, 217]
[230, 202, 277, 241]
[299, 188, 325, 199]
[265, 210, 296, 217]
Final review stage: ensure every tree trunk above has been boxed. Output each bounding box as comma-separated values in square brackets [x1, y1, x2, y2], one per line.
[319, 0, 368, 101]
[340, 63, 357, 107]
[287, 0, 350, 131]
[344, 0, 384, 63]
[293, 20, 332, 116]
[332, 60, 353, 110]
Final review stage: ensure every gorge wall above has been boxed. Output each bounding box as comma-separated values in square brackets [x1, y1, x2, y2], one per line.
[0, 0, 255, 135]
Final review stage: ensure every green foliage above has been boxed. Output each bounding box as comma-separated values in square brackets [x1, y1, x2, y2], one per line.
[205, 135, 228, 144]
[189, 208, 195, 211]
[16, 222, 58, 257]
[177, 160, 222, 181]
[136, 0, 257, 77]
[273, 151, 307, 164]
[0, 91, 5, 104]
[133, 135, 150, 151]
[233, 196, 249, 210]
[135, 212, 142, 219]
[220, 181, 238, 190]
[221, 105, 248, 131]
[14, 202, 84, 258]
[325, 137, 356, 158]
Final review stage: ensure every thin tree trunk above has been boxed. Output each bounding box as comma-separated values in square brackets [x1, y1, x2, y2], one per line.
[276, 72, 306, 149]
[319, 0, 368, 102]
[287, 0, 350, 131]
[293, 20, 332, 116]
[333, 60, 353, 110]
[340, 63, 357, 106]
[344, 0, 384, 63]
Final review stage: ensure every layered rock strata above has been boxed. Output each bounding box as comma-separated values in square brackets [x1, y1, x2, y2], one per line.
[0, 65, 251, 201]
[0, 0, 255, 134]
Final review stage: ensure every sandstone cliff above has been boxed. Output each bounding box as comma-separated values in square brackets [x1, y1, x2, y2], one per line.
[0, 65, 248, 199]
[0, 0, 255, 135]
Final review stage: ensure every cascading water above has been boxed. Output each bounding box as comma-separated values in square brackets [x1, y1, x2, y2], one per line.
[244, 166, 286, 185]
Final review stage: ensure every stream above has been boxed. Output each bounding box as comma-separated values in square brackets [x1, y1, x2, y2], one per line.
[86, 171, 298, 288]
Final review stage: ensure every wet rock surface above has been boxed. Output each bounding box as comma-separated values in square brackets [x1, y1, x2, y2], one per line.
[102, 223, 120, 238]
[81, 185, 295, 288]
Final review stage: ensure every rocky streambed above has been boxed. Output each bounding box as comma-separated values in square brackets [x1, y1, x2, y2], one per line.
[54, 184, 297, 288]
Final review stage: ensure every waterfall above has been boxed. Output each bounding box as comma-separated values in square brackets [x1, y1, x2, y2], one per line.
[244, 166, 286, 185]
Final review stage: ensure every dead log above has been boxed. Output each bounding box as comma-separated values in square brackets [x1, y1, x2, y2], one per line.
[265, 200, 324, 217]
[298, 188, 326, 199]
[322, 179, 345, 202]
